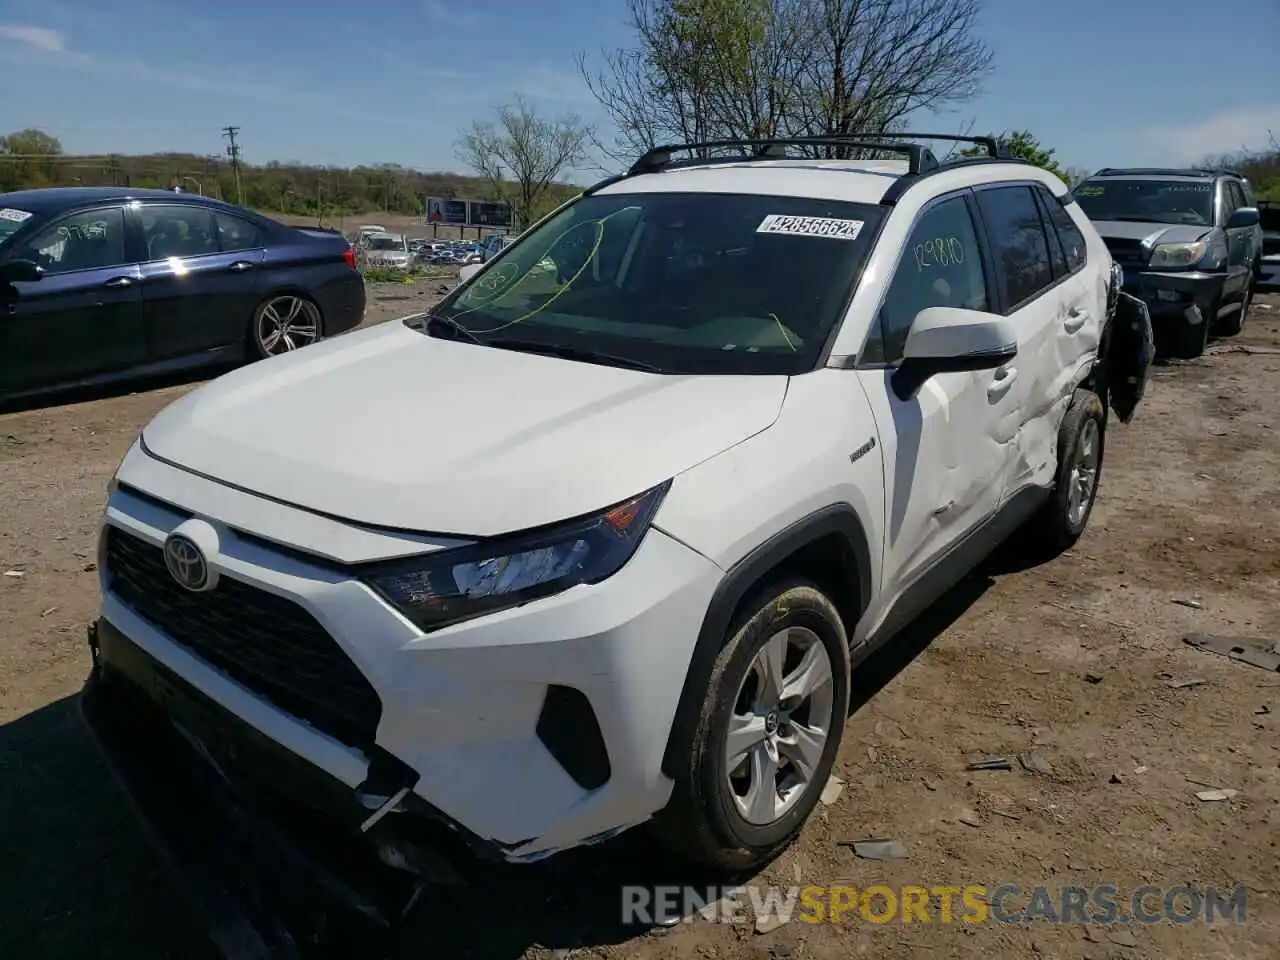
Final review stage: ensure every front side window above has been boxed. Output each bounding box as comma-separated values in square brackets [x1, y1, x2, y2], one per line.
[976, 185, 1054, 309]
[139, 204, 218, 260]
[434, 191, 884, 375]
[1073, 178, 1214, 227]
[15, 207, 127, 275]
[867, 195, 989, 364]
[1040, 188, 1087, 274]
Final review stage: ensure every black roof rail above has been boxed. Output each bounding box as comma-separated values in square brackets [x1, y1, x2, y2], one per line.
[628, 137, 941, 176]
[1092, 167, 1214, 178]
[1193, 166, 1248, 179]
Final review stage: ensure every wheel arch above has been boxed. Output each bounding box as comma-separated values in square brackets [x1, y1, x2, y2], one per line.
[660, 504, 873, 780]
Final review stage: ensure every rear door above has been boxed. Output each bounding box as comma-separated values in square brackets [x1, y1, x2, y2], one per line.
[0, 205, 144, 395]
[972, 183, 1091, 501]
[133, 203, 265, 361]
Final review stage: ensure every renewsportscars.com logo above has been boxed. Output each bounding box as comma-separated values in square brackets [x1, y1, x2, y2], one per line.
[622, 884, 1247, 927]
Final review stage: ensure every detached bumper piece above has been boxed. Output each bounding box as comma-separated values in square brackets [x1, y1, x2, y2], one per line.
[79, 619, 494, 958]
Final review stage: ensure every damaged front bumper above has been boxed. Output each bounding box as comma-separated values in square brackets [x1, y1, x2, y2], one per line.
[79, 618, 504, 957]
[1121, 268, 1226, 327]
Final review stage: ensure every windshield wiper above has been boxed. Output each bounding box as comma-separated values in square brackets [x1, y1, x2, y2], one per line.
[484, 338, 663, 373]
[423, 312, 485, 344]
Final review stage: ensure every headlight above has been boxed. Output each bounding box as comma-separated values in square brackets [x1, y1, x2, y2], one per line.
[365, 482, 670, 632]
[1148, 240, 1208, 269]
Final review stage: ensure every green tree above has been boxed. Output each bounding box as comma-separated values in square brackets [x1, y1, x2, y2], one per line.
[965, 130, 1066, 180]
[0, 127, 64, 190]
[455, 96, 593, 228]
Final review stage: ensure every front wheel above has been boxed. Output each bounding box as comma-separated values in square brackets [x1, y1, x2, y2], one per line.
[1028, 389, 1106, 553]
[655, 579, 850, 872]
[251, 294, 323, 359]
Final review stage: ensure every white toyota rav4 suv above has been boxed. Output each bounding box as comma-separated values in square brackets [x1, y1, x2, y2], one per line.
[83, 135, 1143, 933]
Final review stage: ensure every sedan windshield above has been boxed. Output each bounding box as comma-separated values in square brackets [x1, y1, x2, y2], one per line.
[1074, 179, 1215, 226]
[369, 237, 406, 251]
[430, 191, 884, 375]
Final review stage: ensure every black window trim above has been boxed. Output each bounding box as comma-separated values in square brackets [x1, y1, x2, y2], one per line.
[970, 179, 1079, 316]
[10, 203, 133, 277]
[852, 186, 997, 369]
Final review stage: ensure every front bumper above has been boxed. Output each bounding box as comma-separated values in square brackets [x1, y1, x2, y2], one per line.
[1121, 268, 1226, 325]
[100, 449, 722, 861]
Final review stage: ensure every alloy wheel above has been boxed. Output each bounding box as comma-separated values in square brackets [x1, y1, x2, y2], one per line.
[1067, 416, 1101, 528]
[257, 296, 321, 355]
[725, 626, 836, 825]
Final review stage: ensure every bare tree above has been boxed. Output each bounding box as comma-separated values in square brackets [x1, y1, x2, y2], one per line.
[455, 97, 593, 227]
[579, 0, 992, 164]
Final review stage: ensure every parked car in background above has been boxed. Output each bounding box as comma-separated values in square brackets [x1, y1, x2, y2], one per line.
[82, 133, 1150, 949]
[359, 232, 413, 271]
[481, 234, 516, 262]
[1258, 200, 1280, 289]
[1073, 167, 1262, 357]
[0, 187, 364, 403]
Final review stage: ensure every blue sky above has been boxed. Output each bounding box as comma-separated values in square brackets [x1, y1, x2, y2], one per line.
[0, 0, 1276, 183]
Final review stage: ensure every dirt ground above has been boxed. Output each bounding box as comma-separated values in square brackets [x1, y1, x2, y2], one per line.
[1, 291, 1278, 960]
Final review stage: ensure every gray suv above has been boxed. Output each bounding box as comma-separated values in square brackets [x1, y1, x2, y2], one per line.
[1073, 167, 1263, 358]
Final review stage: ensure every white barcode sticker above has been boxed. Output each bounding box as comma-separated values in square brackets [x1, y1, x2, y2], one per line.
[0, 208, 33, 223]
[756, 214, 864, 240]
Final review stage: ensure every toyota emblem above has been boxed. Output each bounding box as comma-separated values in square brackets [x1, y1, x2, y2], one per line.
[163, 533, 210, 591]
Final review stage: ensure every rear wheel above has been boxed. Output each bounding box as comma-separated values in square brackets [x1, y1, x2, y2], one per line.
[251, 295, 323, 359]
[655, 580, 850, 872]
[1027, 389, 1106, 554]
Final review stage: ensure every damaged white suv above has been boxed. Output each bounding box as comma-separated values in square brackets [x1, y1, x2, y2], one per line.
[83, 135, 1148, 941]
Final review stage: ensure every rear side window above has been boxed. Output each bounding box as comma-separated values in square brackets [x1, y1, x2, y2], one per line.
[139, 205, 218, 260]
[214, 212, 263, 252]
[868, 194, 988, 363]
[976, 186, 1054, 309]
[1036, 185, 1087, 276]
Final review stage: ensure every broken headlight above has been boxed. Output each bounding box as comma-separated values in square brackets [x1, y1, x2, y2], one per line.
[365, 482, 670, 632]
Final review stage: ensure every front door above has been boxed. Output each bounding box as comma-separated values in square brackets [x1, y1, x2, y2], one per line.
[1221, 181, 1250, 300]
[856, 191, 1010, 617]
[132, 203, 265, 362]
[0, 206, 144, 395]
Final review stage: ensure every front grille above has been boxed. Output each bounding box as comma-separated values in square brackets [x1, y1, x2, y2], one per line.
[1104, 237, 1147, 268]
[104, 527, 382, 751]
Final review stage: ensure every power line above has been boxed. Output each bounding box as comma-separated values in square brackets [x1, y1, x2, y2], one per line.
[222, 126, 244, 206]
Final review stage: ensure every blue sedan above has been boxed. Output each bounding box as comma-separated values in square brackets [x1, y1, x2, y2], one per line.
[0, 187, 365, 401]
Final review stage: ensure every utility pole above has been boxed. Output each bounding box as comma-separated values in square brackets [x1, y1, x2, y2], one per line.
[222, 126, 243, 206]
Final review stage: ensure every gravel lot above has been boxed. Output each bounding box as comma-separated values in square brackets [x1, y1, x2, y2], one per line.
[2, 290, 1277, 960]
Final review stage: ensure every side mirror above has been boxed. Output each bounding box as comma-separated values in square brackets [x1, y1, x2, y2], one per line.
[892, 307, 1017, 400]
[1226, 206, 1260, 229]
[0, 258, 43, 284]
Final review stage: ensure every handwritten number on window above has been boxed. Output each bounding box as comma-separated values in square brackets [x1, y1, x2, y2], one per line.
[914, 235, 966, 272]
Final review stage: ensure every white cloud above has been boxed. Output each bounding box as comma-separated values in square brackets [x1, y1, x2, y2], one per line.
[0, 23, 67, 52]
[423, 0, 485, 30]
[1141, 104, 1280, 162]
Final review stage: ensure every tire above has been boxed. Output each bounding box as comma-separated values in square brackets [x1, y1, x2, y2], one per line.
[1214, 274, 1252, 338]
[654, 579, 851, 872]
[1167, 304, 1211, 359]
[1028, 389, 1106, 554]
[250, 294, 324, 360]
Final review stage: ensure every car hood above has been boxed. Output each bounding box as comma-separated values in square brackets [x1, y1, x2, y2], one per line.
[141, 319, 788, 537]
[1090, 220, 1214, 245]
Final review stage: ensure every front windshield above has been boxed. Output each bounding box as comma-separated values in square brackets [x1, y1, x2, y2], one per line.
[433, 191, 884, 374]
[1074, 179, 1214, 226]
[0, 207, 35, 246]
[369, 237, 405, 251]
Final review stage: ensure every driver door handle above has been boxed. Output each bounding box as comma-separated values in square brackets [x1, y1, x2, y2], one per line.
[988, 365, 1017, 400]
[227, 260, 254, 273]
[1064, 306, 1089, 333]
[102, 276, 134, 289]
